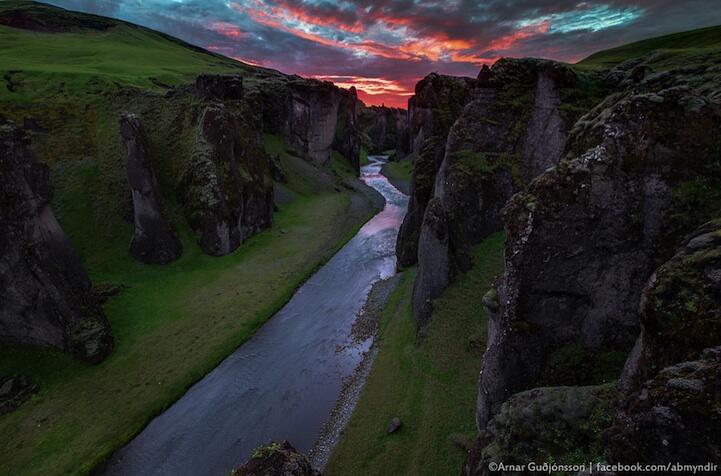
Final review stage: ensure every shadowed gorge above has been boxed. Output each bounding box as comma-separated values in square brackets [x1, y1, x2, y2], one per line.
[2, 2, 721, 476]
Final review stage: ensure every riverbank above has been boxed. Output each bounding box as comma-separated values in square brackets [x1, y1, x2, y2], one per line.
[380, 159, 412, 195]
[325, 232, 505, 475]
[310, 273, 404, 470]
[0, 139, 380, 475]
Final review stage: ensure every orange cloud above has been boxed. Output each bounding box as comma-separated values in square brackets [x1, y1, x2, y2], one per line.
[208, 21, 248, 39]
[311, 75, 413, 107]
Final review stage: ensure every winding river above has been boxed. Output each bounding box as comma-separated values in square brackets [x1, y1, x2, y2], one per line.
[104, 156, 408, 475]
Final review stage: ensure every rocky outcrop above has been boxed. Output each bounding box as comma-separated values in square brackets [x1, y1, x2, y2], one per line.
[255, 77, 361, 171]
[287, 80, 341, 167]
[0, 375, 37, 415]
[463, 384, 615, 476]
[601, 220, 721, 466]
[119, 113, 182, 264]
[359, 105, 409, 157]
[235, 441, 320, 476]
[618, 219, 721, 398]
[476, 80, 721, 430]
[0, 118, 113, 363]
[333, 87, 361, 172]
[412, 59, 574, 325]
[606, 347, 721, 467]
[395, 73, 475, 268]
[195, 74, 243, 101]
[178, 104, 273, 256]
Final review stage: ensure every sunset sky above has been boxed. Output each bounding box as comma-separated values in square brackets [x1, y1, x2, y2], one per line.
[49, 0, 721, 107]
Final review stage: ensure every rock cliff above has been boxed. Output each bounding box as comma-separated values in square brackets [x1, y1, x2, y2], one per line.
[256, 77, 361, 171]
[604, 219, 721, 466]
[412, 59, 575, 325]
[395, 73, 475, 268]
[179, 97, 273, 257]
[235, 441, 320, 476]
[119, 113, 182, 264]
[477, 78, 721, 430]
[333, 87, 361, 172]
[0, 118, 113, 362]
[359, 105, 409, 157]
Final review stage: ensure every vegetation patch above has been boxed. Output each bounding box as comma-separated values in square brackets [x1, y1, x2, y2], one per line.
[539, 343, 627, 387]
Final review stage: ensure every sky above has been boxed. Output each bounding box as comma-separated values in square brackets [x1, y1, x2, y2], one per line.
[48, 0, 721, 107]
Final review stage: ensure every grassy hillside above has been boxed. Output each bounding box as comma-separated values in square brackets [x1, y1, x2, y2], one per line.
[0, 0, 284, 103]
[578, 24, 721, 69]
[326, 233, 505, 475]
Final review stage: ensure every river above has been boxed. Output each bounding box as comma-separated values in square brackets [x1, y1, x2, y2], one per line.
[104, 156, 408, 475]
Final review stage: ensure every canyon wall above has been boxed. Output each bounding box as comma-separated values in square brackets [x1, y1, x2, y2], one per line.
[412, 59, 575, 325]
[256, 76, 361, 170]
[359, 105, 409, 157]
[0, 118, 113, 363]
[477, 67, 721, 430]
[1, 66, 362, 356]
[461, 52, 721, 475]
[395, 73, 476, 268]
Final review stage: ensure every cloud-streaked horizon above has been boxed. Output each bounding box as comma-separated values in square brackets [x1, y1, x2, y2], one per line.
[47, 0, 721, 107]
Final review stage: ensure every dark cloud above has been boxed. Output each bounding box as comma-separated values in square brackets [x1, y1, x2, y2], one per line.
[46, 0, 721, 107]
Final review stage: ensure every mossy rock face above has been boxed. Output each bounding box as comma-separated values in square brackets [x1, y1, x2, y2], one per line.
[332, 87, 361, 172]
[0, 117, 114, 363]
[396, 73, 475, 268]
[68, 316, 114, 363]
[412, 58, 577, 326]
[540, 343, 628, 387]
[478, 71, 721, 431]
[607, 347, 721, 467]
[235, 440, 319, 476]
[178, 102, 273, 257]
[358, 104, 408, 156]
[462, 384, 616, 476]
[619, 219, 721, 395]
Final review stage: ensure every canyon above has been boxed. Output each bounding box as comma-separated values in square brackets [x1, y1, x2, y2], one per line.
[1, 1, 720, 475]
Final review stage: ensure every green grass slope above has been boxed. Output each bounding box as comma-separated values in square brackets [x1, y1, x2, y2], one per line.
[326, 233, 505, 476]
[578, 24, 721, 69]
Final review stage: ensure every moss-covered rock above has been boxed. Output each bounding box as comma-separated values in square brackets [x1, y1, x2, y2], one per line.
[0, 375, 37, 416]
[477, 73, 721, 431]
[119, 113, 182, 264]
[395, 73, 475, 269]
[0, 117, 113, 363]
[619, 219, 721, 397]
[463, 384, 616, 476]
[178, 103, 273, 256]
[358, 104, 409, 156]
[606, 347, 721, 467]
[413, 59, 584, 325]
[234, 440, 320, 476]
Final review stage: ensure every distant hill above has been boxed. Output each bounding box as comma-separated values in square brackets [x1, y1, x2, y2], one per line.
[579, 24, 721, 68]
[0, 0, 283, 100]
